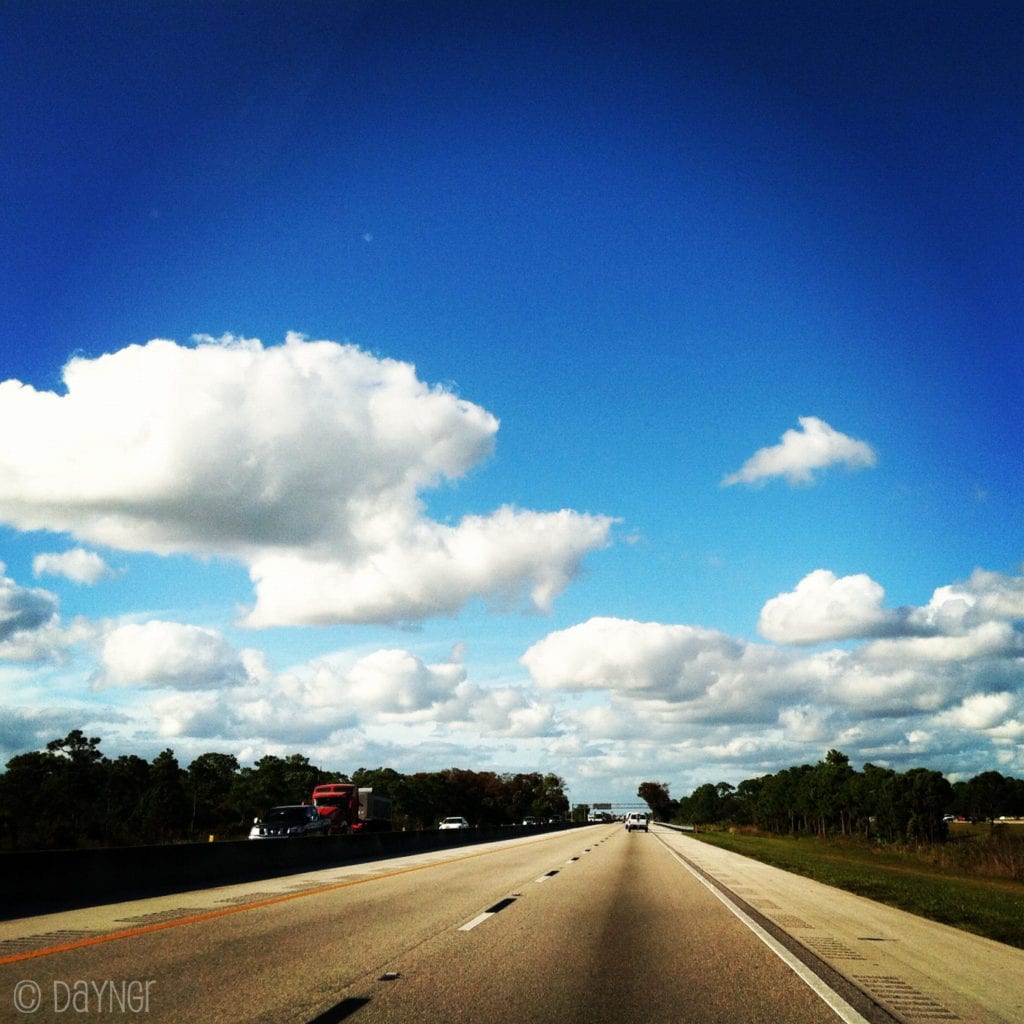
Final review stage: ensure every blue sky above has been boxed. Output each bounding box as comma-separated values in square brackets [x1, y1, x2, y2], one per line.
[1, 1, 1021, 806]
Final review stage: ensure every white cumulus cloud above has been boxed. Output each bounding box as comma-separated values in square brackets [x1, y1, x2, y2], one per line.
[0, 334, 613, 627]
[519, 565, 1024, 775]
[722, 416, 876, 486]
[243, 506, 612, 627]
[758, 569, 900, 644]
[909, 568, 1024, 634]
[936, 692, 1016, 731]
[94, 620, 250, 690]
[521, 616, 745, 699]
[344, 649, 467, 720]
[112, 636, 562, 745]
[33, 548, 115, 584]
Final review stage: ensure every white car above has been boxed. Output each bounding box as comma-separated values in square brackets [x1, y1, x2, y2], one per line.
[624, 811, 649, 832]
[438, 816, 470, 830]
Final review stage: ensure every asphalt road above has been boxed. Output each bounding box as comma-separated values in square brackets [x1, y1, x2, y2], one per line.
[0, 824, 1020, 1023]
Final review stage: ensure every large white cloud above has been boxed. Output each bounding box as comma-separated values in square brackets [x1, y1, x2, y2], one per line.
[521, 616, 745, 699]
[758, 569, 902, 644]
[33, 548, 115, 585]
[80, 620, 564, 748]
[936, 692, 1016, 731]
[519, 567, 1024, 779]
[271, 648, 562, 738]
[760, 567, 1024, 648]
[722, 416, 877, 486]
[861, 621, 1020, 665]
[93, 620, 250, 690]
[0, 334, 496, 552]
[343, 649, 467, 721]
[0, 334, 613, 626]
[243, 506, 613, 627]
[910, 568, 1024, 634]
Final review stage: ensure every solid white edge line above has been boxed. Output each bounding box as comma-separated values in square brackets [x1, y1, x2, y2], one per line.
[665, 846, 872, 1024]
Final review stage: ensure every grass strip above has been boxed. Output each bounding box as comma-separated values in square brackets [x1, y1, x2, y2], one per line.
[691, 830, 1024, 949]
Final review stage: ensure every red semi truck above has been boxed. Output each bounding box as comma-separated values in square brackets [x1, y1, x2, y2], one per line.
[311, 783, 393, 834]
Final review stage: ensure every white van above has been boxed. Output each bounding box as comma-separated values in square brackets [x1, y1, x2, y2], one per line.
[624, 811, 649, 832]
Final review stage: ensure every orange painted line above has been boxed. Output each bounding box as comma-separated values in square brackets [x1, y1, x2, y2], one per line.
[0, 843, 511, 965]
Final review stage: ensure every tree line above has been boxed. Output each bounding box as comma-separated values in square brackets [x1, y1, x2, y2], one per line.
[0, 730, 570, 850]
[640, 750, 1024, 843]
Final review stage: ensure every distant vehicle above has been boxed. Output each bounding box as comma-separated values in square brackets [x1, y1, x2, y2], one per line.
[438, 816, 470, 830]
[249, 805, 329, 839]
[311, 783, 393, 834]
[522, 816, 539, 826]
[587, 810, 607, 823]
[624, 812, 649, 832]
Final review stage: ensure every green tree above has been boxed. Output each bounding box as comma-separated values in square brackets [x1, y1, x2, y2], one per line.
[231, 753, 321, 822]
[0, 749, 65, 848]
[46, 730, 109, 844]
[901, 768, 952, 844]
[759, 765, 814, 833]
[689, 782, 722, 825]
[733, 776, 765, 826]
[715, 782, 737, 822]
[504, 771, 548, 822]
[186, 753, 239, 836]
[1008, 777, 1024, 817]
[47, 729, 103, 765]
[857, 763, 900, 840]
[806, 750, 855, 837]
[351, 766, 402, 799]
[139, 749, 188, 842]
[638, 781, 673, 820]
[964, 771, 1011, 823]
[103, 754, 151, 844]
[537, 773, 570, 820]
[437, 768, 489, 825]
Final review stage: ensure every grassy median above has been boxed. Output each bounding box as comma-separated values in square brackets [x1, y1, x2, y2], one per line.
[689, 826, 1024, 950]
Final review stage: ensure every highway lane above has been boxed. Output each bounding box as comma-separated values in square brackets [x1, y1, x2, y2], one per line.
[1, 829, 600, 1023]
[0, 824, 870, 1024]
[337, 824, 865, 1024]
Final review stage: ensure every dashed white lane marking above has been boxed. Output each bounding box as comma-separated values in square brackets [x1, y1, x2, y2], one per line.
[459, 912, 494, 932]
[664, 846, 872, 1024]
[459, 896, 517, 932]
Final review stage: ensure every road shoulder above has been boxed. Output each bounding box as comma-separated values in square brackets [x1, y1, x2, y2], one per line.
[653, 826, 1024, 1024]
